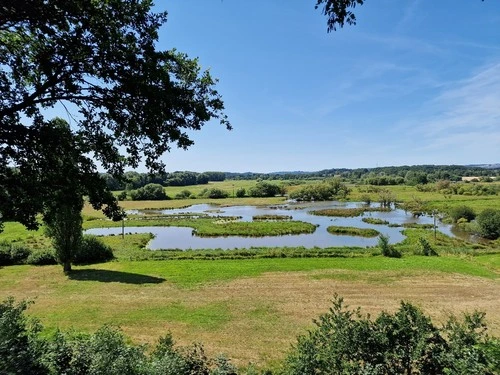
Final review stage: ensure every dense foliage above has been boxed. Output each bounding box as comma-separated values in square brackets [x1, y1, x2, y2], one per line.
[0, 0, 229, 231]
[0, 298, 237, 375]
[449, 205, 476, 223]
[289, 179, 350, 201]
[476, 209, 500, 240]
[284, 295, 499, 374]
[2, 296, 498, 374]
[130, 183, 169, 201]
[248, 182, 282, 198]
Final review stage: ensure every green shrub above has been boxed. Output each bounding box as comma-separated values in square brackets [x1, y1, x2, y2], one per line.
[0, 242, 31, 266]
[284, 295, 499, 374]
[476, 208, 500, 239]
[26, 248, 57, 265]
[199, 188, 229, 199]
[175, 189, 192, 199]
[130, 183, 168, 200]
[449, 205, 476, 223]
[235, 188, 246, 198]
[73, 236, 114, 265]
[378, 234, 401, 258]
[0, 298, 47, 374]
[417, 237, 438, 256]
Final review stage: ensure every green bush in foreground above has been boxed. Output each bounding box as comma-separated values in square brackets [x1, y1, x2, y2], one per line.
[283, 295, 499, 375]
[0, 298, 237, 375]
[2, 296, 497, 374]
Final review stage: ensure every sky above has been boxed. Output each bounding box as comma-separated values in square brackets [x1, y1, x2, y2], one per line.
[150, 1, 500, 173]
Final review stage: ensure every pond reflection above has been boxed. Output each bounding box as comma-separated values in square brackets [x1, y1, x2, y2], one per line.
[86, 202, 455, 250]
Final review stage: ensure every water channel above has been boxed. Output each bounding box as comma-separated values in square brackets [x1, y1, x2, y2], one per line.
[86, 202, 455, 250]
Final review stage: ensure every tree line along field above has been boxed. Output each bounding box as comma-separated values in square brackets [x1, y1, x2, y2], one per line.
[1, 179, 499, 371]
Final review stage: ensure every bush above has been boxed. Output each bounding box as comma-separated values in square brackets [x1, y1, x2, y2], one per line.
[130, 183, 168, 200]
[73, 236, 114, 265]
[417, 237, 438, 256]
[0, 242, 31, 266]
[378, 234, 401, 258]
[248, 182, 281, 198]
[175, 189, 192, 199]
[476, 208, 500, 240]
[199, 188, 229, 199]
[449, 205, 476, 223]
[0, 298, 47, 374]
[235, 188, 246, 198]
[26, 248, 57, 265]
[284, 295, 499, 375]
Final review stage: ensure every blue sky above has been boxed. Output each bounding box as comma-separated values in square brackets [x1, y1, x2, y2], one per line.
[153, 0, 500, 173]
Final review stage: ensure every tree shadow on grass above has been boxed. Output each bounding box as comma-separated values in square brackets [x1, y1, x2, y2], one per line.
[68, 269, 165, 284]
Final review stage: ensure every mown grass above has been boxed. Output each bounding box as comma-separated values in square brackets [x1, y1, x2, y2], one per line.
[327, 226, 380, 237]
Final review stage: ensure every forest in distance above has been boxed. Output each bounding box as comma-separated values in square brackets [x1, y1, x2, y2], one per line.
[103, 164, 500, 191]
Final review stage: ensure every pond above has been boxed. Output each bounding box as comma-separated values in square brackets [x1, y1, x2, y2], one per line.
[86, 201, 454, 250]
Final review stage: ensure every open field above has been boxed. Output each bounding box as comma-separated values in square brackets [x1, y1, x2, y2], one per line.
[1, 255, 498, 369]
[2, 182, 500, 369]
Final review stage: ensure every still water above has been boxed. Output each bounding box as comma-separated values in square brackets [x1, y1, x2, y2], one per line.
[86, 202, 454, 250]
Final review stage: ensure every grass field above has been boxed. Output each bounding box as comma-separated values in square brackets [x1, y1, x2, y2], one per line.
[1, 255, 498, 369]
[2, 181, 500, 369]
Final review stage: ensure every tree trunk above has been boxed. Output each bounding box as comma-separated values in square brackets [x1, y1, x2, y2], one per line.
[63, 260, 72, 274]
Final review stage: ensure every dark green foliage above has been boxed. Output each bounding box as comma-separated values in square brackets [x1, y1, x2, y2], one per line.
[248, 182, 282, 198]
[476, 208, 500, 239]
[130, 183, 169, 201]
[315, 0, 365, 32]
[26, 248, 57, 265]
[235, 188, 246, 198]
[117, 191, 128, 201]
[417, 237, 438, 256]
[44, 203, 84, 273]
[175, 190, 193, 199]
[450, 205, 476, 223]
[73, 236, 114, 265]
[199, 188, 229, 199]
[289, 179, 350, 201]
[378, 234, 401, 258]
[284, 295, 499, 374]
[0, 298, 47, 374]
[0, 297, 238, 374]
[0, 0, 228, 232]
[0, 241, 32, 265]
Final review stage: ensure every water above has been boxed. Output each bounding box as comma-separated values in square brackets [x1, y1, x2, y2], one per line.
[86, 202, 454, 250]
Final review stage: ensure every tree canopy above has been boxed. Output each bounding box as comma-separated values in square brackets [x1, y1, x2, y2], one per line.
[0, 0, 230, 229]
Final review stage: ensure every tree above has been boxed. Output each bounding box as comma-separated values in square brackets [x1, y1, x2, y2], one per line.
[0, 0, 229, 231]
[315, 0, 365, 32]
[315, 0, 485, 33]
[476, 208, 500, 239]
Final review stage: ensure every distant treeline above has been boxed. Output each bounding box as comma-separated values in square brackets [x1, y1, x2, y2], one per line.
[227, 165, 500, 185]
[102, 171, 226, 190]
[103, 165, 500, 191]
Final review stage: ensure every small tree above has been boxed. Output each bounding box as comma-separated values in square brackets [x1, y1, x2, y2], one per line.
[44, 204, 83, 274]
[449, 205, 476, 223]
[378, 234, 401, 258]
[476, 209, 500, 239]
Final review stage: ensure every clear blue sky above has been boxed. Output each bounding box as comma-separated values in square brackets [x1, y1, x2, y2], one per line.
[153, 0, 500, 173]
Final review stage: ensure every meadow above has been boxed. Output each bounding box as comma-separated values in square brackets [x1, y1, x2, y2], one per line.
[1, 180, 499, 370]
